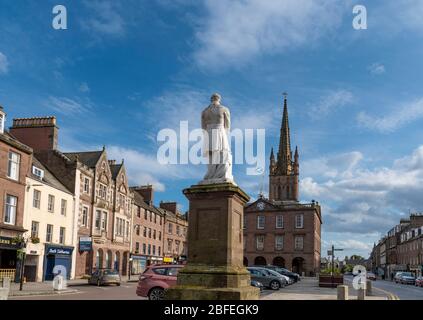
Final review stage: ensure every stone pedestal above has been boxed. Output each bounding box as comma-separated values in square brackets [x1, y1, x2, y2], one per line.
[166, 183, 260, 300]
[357, 288, 366, 300]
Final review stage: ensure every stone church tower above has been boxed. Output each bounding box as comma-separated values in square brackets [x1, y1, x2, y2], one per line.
[269, 95, 299, 202]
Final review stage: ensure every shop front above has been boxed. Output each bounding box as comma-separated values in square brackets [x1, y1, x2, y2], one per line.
[131, 254, 148, 275]
[43, 244, 74, 281]
[0, 236, 20, 280]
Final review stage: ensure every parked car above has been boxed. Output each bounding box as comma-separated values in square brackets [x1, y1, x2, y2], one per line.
[394, 272, 403, 283]
[136, 264, 183, 300]
[366, 272, 376, 281]
[415, 276, 423, 287]
[88, 269, 121, 286]
[251, 280, 264, 291]
[397, 272, 416, 285]
[247, 267, 287, 290]
[257, 265, 300, 282]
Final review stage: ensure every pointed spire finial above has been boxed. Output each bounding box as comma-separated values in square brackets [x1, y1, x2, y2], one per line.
[270, 147, 274, 160]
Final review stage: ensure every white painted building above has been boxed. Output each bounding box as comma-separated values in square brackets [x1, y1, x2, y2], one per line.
[22, 157, 77, 282]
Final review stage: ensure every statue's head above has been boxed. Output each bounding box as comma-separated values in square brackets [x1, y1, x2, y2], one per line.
[211, 93, 221, 104]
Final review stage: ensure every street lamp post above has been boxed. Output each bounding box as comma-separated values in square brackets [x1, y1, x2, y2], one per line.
[18, 237, 29, 291]
[330, 245, 344, 287]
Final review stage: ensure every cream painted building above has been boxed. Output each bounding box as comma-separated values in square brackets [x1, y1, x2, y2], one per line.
[22, 157, 77, 282]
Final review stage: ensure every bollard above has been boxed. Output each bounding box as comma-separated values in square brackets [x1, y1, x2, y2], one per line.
[366, 280, 372, 296]
[2, 277, 11, 290]
[337, 285, 349, 300]
[357, 288, 366, 300]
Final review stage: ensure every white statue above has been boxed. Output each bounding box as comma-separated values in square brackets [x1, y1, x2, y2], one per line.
[200, 93, 235, 185]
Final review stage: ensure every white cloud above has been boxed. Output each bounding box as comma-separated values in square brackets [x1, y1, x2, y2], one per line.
[82, 1, 125, 36]
[309, 90, 354, 120]
[107, 145, 202, 192]
[193, 0, 347, 69]
[357, 98, 423, 133]
[0, 52, 9, 74]
[368, 63, 386, 75]
[300, 146, 423, 237]
[79, 82, 90, 93]
[45, 96, 92, 116]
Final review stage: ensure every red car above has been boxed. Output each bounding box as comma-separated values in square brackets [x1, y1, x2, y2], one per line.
[416, 276, 423, 287]
[136, 264, 184, 300]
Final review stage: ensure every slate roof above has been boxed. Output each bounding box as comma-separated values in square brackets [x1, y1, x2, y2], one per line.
[110, 164, 123, 180]
[64, 151, 103, 168]
[130, 187, 163, 215]
[31, 156, 73, 195]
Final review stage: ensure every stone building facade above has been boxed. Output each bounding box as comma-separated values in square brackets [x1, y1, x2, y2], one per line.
[0, 106, 32, 281]
[23, 157, 76, 282]
[131, 186, 165, 274]
[244, 96, 322, 276]
[159, 202, 188, 263]
[9, 117, 133, 278]
[371, 214, 423, 278]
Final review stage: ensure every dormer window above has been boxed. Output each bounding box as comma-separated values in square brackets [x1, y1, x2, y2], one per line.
[32, 166, 44, 180]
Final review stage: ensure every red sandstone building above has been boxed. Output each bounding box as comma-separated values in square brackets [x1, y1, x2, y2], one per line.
[9, 116, 133, 277]
[0, 106, 32, 280]
[244, 97, 322, 276]
[131, 186, 165, 274]
[159, 202, 188, 263]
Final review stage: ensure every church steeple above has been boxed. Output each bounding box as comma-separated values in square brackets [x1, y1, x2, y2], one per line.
[277, 93, 292, 175]
[269, 93, 299, 203]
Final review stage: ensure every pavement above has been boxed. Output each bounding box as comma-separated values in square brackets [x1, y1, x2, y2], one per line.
[7, 278, 140, 299]
[261, 277, 388, 300]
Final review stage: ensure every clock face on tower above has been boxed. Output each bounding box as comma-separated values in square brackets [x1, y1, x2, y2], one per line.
[257, 202, 265, 211]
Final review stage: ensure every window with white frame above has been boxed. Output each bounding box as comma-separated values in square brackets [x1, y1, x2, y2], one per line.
[99, 183, 107, 199]
[7, 152, 20, 181]
[275, 235, 284, 250]
[95, 210, 101, 229]
[82, 206, 88, 227]
[102, 212, 107, 231]
[59, 227, 65, 244]
[83, 177, 90, 193]
[276, 215, 284, 229]
[256, 235, 265, 250]
[32, 166, 44, 180]
[48, 195, 55, 213]
[46, 224, 53, 242]
[294, 236, 304, 250]
[295, 214, 304, 229]
[61, 199, 67, 216]
[168, 223, 173, 234]
[31, 221, 39, 238]
[33, 190, 41, 209]
[4, 195, 17, 225]
[257, 216, 265, 229]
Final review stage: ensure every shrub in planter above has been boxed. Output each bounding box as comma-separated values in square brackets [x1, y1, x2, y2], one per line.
[31, 237, 40, 244]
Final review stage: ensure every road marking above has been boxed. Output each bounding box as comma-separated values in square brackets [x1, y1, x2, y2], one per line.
[344, 277, 400, 300]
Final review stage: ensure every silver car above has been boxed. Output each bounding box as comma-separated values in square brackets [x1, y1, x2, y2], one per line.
[247, 267, 287, 290]
[89, 269, 121, 286]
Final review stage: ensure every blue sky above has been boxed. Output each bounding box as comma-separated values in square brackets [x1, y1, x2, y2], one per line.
[1, 0, 423, 259]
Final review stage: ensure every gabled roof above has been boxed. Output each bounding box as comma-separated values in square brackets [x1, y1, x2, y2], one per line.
[31, 156, 73, 195]
[245, 196, 279, 211]
[64, 151, 103, 168]
[110, 164, 123, 180]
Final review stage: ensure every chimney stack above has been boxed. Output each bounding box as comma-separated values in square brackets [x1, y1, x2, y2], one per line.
[10, 116, 58, 151]
[133, 185, 154, 205]
[160, 201, 178, 214]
